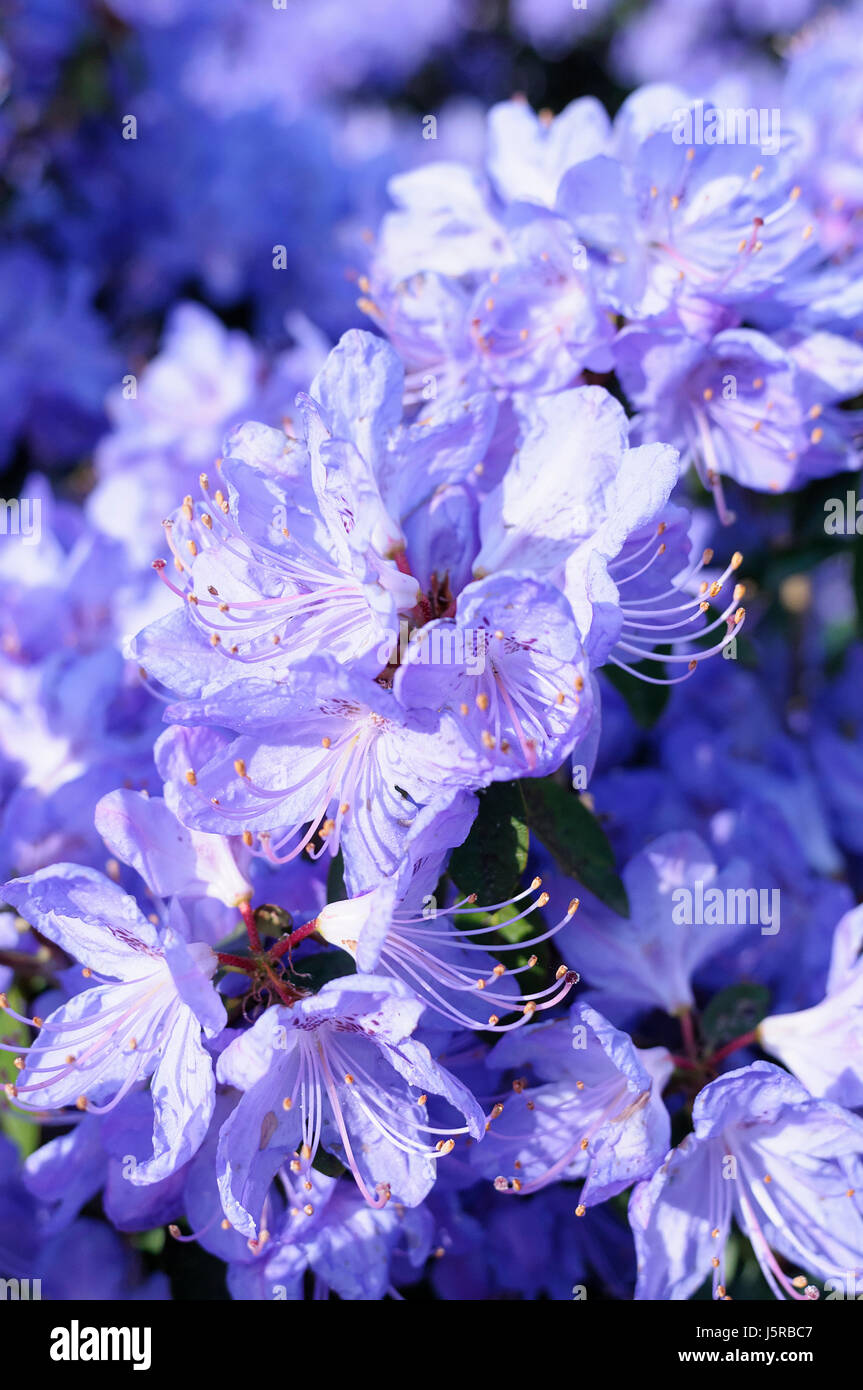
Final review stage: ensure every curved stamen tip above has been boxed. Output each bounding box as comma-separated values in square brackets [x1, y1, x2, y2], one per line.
[791, 1275, 820, 1299]
[495, 1175, 522, 1192]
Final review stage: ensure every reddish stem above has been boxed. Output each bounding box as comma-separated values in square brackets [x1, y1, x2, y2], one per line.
[679, 1008, 698, 1063]
[260, 958, 303, 1006]
[708, 1029, 758, 1068]
[670, 1053, 699, 1071]
[216, 952, 256, 974]
[239, 900, 262, 953]
[270, 917, 320, 961]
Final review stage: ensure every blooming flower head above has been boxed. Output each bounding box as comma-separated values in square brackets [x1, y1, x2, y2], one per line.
[471, 388, 744, 681]
[1, 865, 225, 1183]
[153, 657, 482, 893]
[615, 323, 863, 511]
[473, 1001, 672, 1206]
[395, 571, 595, 778]
[556, 87, 818, 320]
[630, 1062, 863, 1300]
[3, 0, 862, 1306]
[215, 975, 485, 1237]
[133, 328, 495, 688]
[316, 793, 579, 1031]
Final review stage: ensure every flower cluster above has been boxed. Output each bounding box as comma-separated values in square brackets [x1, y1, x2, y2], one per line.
[1, 0, 863, 1304]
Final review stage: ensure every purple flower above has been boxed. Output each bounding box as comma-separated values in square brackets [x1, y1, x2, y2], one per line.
[811, 644, 863, 857]
[215, 975, 485, 1235]
[369, 105, 615, 399]
[615, 323, 863, 512]
[783, 6, 863, 257]
[38, 1217, 170, 1301]
[473, 388, 743, 681]
[758, 907, 863, 1108]
[472, 1001, 672, 1205]
[139, 0, 464, 121]
[509, 0, 614, 61]
[23, 1090, 189, 1236]
[0, 245, 119, 467]
[1, 865, 225, 1182]
[317, 792, 579, 1030]
[556, 90, 818, 320]
[227, 1180, 433, 1301]
[154, 657, 482, 893]
[132, 329, 494, 683]
[429, 1182, 635, 1301]
[557, 831, 755, 1021]
[395, 572, 595, 778]
[94, 786, 252, 944]
[485, 97, 611, 210]
[630, 1062, 863, 1300]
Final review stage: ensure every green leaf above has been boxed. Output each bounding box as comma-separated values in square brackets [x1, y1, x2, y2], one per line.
[700, 983, 771, 1052]
[132, 1228, 167, 1256]
[448, 782, 529, 902]
[311, 1148, 348, 1178]
[0, 988, 38, 1159]
[326, 849, 346, 904]
[518, 777, 629, 916]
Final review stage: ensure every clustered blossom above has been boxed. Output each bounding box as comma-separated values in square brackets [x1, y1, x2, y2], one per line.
[1, 0, 863, 1305]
